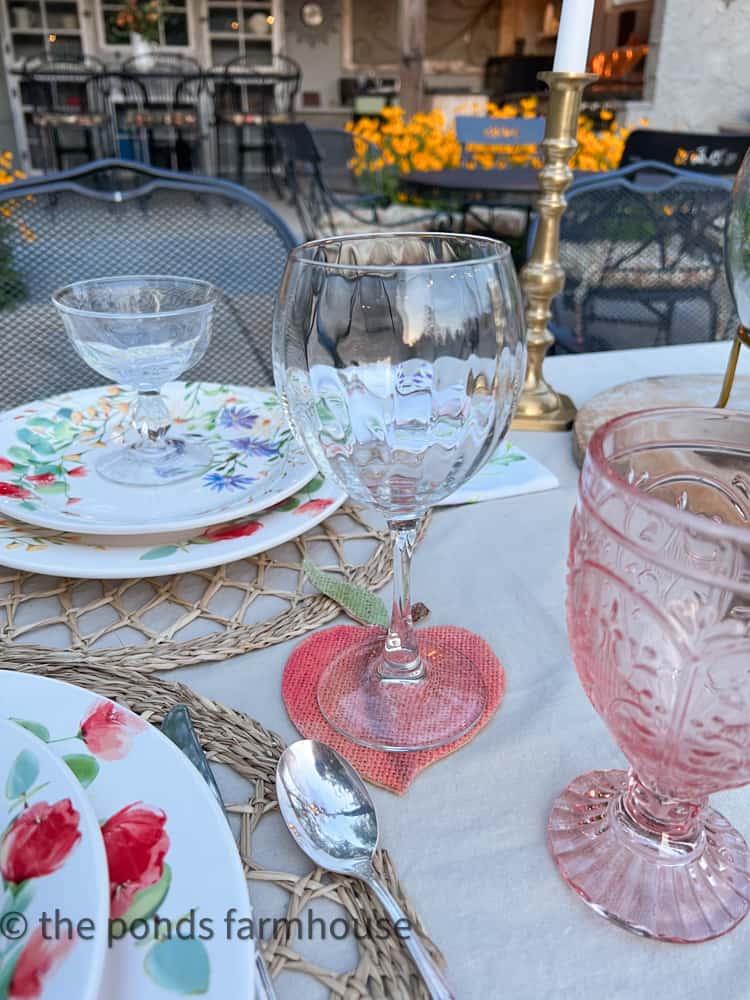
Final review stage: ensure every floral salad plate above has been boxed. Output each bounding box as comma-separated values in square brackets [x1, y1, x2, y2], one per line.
[0, 474, 345, 578]
[0, 716, 109, 1000]
[0, 383, 313, 535]
[0, 671, 255, 1000]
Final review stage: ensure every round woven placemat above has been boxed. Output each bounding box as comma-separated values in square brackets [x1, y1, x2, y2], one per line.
[17, 660, 442, 999]
[0, 506, 429, 671]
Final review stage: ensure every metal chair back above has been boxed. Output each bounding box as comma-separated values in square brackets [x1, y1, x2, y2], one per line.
[271, 123, 386, 240]
[87, 73, 149, 160]
[547, 160, 736, 352]
[216, 54, 301, 121]
[620, 129, 750, 176]
[0, 159, 296, 409]
[311, 128, 383, 197]
[121, 53, 202, 109]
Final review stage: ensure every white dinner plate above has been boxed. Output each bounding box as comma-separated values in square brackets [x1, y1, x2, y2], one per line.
[0, 383, 313, 535]
[0, 474, 345, 578]
[0, 717, 109, 1000]
[0, 671, 255, 1000]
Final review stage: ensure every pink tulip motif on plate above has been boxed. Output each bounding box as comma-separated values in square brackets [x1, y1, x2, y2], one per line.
[8, 701, 210, 996]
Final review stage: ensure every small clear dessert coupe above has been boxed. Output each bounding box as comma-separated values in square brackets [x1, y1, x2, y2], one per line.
[53, 275, 218, 487]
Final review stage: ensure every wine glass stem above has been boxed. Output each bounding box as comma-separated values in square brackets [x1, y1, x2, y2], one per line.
[379, 519, 425, 682]
[133, 390, 172, 454]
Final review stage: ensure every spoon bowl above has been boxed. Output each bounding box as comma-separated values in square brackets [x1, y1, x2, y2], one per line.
[276, 739, 455, 1000]
[276, 739, 379, 872]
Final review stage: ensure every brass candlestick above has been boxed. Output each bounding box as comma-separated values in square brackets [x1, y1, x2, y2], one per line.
[513, 71, 598, 431]
[716, 324, 750, 407]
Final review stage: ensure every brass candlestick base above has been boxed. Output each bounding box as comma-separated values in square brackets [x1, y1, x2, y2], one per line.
[513, 71, 597, 432]
[716, 324, 750, 407]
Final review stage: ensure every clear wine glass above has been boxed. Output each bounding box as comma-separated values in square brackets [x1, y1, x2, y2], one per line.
[273, 233, 526, 751]
[52, 275, 218, 487]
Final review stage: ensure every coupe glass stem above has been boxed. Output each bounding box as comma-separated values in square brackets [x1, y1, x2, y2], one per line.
[379, 519, 425, 682]
[132, 390, 172, 454]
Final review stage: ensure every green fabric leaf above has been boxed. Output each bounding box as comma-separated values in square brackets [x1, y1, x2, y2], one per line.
[25, 417, 56, 430]
[303, 558, 388, 626]
[6, 750, 39, 799]
[144, 936, 210, 995]
[63, 754, 99, 788]
[9, 719, 50, 742]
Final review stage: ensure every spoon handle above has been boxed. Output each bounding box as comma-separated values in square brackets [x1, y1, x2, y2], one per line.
[365, 874, 455, 1000]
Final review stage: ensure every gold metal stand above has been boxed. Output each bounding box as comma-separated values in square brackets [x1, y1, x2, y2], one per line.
[716, 324, 750, 407]
[513, 71, 598, 431]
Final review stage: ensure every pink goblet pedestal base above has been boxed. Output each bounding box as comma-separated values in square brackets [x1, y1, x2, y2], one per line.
[548, 770, 750, 943]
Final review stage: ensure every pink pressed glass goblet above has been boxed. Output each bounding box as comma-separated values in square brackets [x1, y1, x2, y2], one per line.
[549, 407, 750, 942]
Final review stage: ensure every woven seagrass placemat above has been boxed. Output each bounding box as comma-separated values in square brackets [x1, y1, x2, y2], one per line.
[0, 506, 429, 672]
[18, 660, 443, 999]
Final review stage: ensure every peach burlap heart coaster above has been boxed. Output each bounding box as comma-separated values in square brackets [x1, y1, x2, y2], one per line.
[282, 624, 505, 794]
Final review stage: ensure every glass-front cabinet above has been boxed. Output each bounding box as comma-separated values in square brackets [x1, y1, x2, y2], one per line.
[0, 0, 283, 170]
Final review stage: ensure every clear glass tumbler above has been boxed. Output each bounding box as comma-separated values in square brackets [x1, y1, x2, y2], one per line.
[550, 407, 750, 942]
[273, 233, 526, 751]
[52, 275, 218, 486]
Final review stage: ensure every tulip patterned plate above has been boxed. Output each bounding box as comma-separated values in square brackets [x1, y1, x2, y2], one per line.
[0, 383, 313, 535]
[0, 671, 255, 1000]
[0, 475, 345, 579]
[0, 717, 109, 1000]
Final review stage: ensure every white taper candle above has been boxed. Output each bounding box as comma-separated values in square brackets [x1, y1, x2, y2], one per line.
[552, 0, 595, 73]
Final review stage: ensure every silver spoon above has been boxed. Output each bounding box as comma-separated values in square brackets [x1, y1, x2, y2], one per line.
[276, 739, 455, 1000]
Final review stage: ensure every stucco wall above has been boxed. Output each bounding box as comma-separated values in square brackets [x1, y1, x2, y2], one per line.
[283, 0, 344, 110]
[626, 0, 750, 130]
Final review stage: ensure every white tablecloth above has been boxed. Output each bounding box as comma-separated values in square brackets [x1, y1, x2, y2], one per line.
[163, 342, 750, 1000]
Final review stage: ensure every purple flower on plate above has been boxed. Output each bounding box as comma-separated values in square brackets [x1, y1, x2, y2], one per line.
[219, 406, 258, 430]
[234, 437, 280, 459]
[203, 472, 256, 492]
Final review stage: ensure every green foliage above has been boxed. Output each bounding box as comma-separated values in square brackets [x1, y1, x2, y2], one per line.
[0, 219, 25, 313]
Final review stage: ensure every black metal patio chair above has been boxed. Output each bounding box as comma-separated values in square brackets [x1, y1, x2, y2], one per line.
[0, 159, 296, 409]
[271, 123, 436, 240]
[121, 53, 207, 172]
[538, 160, 737, 353]
[22, 53, 108, 170]
[620, 129, 750, 176]
[214, 54, 301, 190]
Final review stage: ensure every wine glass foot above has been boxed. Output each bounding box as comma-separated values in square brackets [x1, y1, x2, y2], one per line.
[548, 769, 750, 942]
[95, 439, 213, 487]
[316, 629, 488, 752]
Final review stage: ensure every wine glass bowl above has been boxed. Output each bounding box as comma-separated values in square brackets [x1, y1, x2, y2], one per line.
[549, 407, 750, 942]
[274, 232, 526, 751]
[725, 146, 750, 327]
[53, 275, 218, 486]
